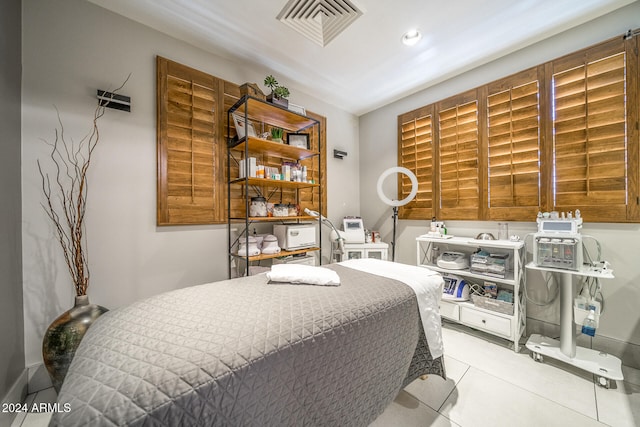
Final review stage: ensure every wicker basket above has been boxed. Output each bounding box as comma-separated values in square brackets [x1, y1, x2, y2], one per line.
[471, 294, 514, 315]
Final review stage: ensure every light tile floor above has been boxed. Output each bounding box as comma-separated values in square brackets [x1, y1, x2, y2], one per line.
[14, 323, 640, 427]
[11, 387, 57, 427]
[373, 323, 640, 427]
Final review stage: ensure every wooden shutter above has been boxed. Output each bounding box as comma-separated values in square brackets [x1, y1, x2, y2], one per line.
[629, 32, 640, 221]
[551, 40, 628, 221]
[157, 57, 225, 225]
[396, 30, 640, 223]
[487, 68, 542, 220]
[438, 92, 481, 219]
[398, 106, 434, 219]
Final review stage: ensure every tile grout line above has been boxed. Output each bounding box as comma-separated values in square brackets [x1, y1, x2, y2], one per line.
[458, 362, 606, 424]
[12, 392, 37, 427]
[436, 360, 470, 414]
[442, 328, 613, 424]
[591, 376, 602, 424]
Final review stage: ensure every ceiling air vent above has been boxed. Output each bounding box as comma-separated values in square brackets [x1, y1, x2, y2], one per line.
[277, 0, 363, 47]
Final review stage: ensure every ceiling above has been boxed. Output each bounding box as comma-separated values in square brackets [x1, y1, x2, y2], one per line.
[87, 0, 635, 116]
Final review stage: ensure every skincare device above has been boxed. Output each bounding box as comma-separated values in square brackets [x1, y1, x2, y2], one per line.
[533, 212, 583, 271]
[437, 251, 469, 270]
[442, 274, 469, 301]
[342, 217, 365, 243]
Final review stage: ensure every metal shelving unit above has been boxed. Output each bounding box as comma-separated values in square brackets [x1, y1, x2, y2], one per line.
[227, 96, 322, 277]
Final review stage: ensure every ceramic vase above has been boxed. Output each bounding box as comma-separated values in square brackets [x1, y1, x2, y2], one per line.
[42, 295, 108, 392]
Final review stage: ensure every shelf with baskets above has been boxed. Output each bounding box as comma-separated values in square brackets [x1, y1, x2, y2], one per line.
[416, 235, 526, 352]
[227, 96, 323, 277]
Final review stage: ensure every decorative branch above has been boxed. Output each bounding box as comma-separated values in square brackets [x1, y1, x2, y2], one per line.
[37, 76, 129, 296]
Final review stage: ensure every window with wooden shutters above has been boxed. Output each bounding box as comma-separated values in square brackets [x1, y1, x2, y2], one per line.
[398, 106, 434, 219]
[438, 93, 481, 219]
[157, 58, 329, 226]
[551, 41, 628, 222]
[397, 30, 639, 223]
[487, 68, 542, 220]
[157, 57, 225, 225]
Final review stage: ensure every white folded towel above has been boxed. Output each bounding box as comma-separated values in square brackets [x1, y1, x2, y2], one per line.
[267, 264, 340, 286]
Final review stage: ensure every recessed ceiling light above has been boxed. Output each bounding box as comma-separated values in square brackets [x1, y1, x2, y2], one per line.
[402, 29, 422, 46]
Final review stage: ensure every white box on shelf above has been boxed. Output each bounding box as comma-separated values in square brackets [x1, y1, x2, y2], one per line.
[238, 157, 257, 178]
[273, 223, 317, 251]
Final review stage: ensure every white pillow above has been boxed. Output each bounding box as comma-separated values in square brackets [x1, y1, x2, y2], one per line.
[267, 264, 340, 286]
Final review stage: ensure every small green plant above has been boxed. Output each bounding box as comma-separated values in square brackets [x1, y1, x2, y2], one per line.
[264, 75, 290, 99]
[271, 127, 284, 141]
[264, 75, 278, 91]
[274, 86, 290, 99]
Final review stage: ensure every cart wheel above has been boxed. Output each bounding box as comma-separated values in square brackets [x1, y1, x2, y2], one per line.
[597, 376, 611, 389]
[531, 352, 543, 363]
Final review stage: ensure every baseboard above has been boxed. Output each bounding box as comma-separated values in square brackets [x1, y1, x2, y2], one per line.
[27, 363, 52, 395]
[0, 369, 28, 427]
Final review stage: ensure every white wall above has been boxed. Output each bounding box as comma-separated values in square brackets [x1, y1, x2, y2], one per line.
[22, 0, 359, 367]
[359, 3, 640, 366]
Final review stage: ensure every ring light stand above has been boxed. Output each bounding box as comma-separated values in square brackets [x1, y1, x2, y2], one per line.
[376, 167, 418, 261]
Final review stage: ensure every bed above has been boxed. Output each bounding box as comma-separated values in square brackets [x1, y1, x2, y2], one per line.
[49, 259, 445, 427]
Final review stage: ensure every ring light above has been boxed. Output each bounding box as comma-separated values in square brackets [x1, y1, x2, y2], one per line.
[376, 166, 418, 207]
[376, 167, 418, 262]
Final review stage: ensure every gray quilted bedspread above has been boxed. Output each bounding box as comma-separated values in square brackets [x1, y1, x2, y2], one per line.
[50, 264, 444, 427]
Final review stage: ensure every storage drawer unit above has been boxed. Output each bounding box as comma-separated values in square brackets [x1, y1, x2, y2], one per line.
[341, 242, 389, 262]
[460, 306, 512, 338]
[439, 300, 460, 321]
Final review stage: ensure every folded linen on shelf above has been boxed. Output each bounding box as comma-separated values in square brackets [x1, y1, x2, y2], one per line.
[267, 264, 340, 286]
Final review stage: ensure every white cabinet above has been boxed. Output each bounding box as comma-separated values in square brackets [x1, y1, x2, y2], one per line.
[416, 235, 526, 351]
[341, 242, 389, 261]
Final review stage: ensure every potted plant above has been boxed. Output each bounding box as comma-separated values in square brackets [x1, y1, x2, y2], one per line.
[38, 79, 127, 392]
[264, 75, 290, 108]
[270, 127, 284, 143]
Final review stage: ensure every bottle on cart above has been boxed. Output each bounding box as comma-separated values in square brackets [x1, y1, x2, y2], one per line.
[581, 309, 597, 337]
[431, 246, 440, 265]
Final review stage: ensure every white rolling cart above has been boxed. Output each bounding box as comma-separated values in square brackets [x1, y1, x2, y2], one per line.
[525, 212, 623, 388]
[525, 263, 621, 388]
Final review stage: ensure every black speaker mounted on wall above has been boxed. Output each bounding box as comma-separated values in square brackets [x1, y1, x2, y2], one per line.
[97, 89, 131, 112]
